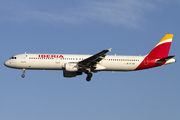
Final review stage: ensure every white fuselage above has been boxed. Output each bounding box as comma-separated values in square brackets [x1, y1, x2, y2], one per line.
[4, 53, 145, 71]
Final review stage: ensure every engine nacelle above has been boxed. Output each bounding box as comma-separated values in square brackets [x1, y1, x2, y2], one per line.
[65, 63, 78, 72]
[63, 70, 82, 78]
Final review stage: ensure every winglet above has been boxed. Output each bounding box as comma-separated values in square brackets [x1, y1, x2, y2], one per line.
[108, 48, 112, 52]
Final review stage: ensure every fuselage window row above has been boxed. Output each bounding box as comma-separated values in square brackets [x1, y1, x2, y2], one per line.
[105, 59, 139, 61]
[29, 57, 139, 62]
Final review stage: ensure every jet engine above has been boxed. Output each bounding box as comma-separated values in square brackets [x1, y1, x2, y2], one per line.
[63, 70, 82, 77]
[65, 63, 78, 72]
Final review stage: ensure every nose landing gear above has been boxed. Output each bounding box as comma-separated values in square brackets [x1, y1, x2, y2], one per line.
[21, 69, 25, 78]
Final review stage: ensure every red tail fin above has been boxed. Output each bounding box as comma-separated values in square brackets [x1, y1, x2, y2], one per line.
[147, 34, 173, 58]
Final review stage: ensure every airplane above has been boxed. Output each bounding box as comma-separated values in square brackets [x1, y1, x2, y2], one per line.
[4, 34, 176, 81]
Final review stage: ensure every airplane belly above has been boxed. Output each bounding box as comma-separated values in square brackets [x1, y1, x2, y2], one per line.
[102, 61, 142, 71]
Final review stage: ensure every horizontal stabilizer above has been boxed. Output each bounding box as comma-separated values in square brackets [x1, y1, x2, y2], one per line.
[156, 55, 175, 64]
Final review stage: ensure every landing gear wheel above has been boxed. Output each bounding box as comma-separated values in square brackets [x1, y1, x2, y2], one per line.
[88, 73, 93, 78]
[86, 72, 93, 82]
[21, 74, 25, 78]
[21, 69, 25, 78]
[86, 77, 91, 82]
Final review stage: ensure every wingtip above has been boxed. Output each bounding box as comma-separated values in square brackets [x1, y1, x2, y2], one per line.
[108, 48, 112, 52]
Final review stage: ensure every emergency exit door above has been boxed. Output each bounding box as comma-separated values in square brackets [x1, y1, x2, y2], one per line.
[56, 58, 60, 63]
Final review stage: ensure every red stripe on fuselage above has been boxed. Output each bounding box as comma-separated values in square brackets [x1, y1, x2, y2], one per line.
[135, 57, 165, 70]
[135, 42, 171, 70]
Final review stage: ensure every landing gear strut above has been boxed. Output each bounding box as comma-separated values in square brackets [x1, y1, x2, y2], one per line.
[21, 69, 25, 78]
[86, 72, 93, 82]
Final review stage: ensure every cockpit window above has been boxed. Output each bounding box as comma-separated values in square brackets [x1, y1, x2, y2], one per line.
[10, 57, 16, 59]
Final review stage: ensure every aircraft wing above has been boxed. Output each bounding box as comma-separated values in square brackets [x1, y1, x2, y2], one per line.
[78, 48, 112, 68]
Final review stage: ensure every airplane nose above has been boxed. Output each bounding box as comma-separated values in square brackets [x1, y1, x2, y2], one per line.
[4, 61, 9, 67]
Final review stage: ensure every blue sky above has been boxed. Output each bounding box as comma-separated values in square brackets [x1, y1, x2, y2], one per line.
[0, 0, 180, 120]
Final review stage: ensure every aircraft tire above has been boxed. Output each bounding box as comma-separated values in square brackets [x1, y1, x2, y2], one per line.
[88, 73, 93, 78]
[21, 74, 25, 78]
[86, 77, 91, 82]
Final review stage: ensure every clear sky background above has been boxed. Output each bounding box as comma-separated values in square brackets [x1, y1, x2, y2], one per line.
[0, 0, 180, 120]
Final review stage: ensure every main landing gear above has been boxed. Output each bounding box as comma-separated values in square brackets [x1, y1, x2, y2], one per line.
[86, 72, 93, 82]
[21, 69, 25, 78]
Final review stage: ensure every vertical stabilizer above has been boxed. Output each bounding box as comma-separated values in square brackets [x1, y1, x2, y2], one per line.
[147, 34, 173, 58]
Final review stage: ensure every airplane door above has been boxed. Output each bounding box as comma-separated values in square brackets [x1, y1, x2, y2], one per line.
[21, 54, 26, 63]
[56, 58, 60, 63]
[144, 57, 148, 65]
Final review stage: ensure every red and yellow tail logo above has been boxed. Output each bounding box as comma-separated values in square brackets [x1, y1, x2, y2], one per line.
[135, 34, 174, 70]
[147, 34, 173, 58]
